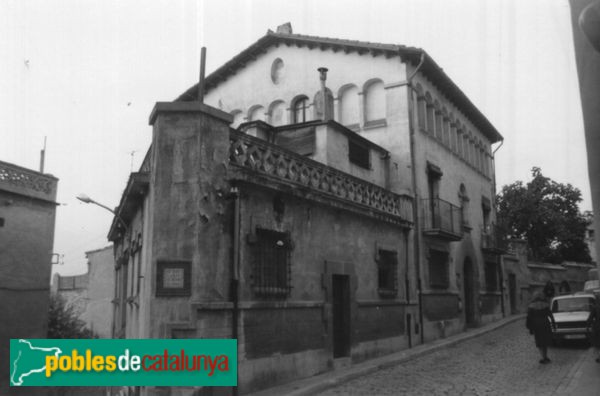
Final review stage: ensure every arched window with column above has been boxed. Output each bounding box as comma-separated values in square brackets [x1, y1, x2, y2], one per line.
[363, 79, 386, 125]
[442, 107, 450, 146]
[459, 184, 470, 227]
[434, 101, 443, 141]
[291, 95, 309, 123]
[268, 100, 286, 126]
[338, 84, 360, 127]
[415, 84, 427, 131]
[449, 113, 457, 152]
[426, 93, 435, 135]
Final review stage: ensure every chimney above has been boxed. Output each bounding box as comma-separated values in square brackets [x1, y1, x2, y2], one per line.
[276, 22, 293, 34]
[316, 67, 333, 121]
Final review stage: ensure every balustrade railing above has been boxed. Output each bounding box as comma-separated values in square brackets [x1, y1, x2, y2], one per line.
[229, 130, 413, 224]
[0, 160, 57, 201]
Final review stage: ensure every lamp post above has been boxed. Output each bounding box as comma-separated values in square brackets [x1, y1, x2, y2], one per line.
[76, 193, 127, 231]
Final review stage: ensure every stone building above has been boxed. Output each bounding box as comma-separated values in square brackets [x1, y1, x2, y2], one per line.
[109, 25, 504, 394]
[0, 159, 58, 395]
[52, 245, 115, 338]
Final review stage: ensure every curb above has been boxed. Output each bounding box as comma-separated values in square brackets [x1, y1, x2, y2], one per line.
[247, 314, 525, 396]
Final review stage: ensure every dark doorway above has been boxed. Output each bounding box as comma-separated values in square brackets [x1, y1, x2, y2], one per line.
[508, 273, 517, 314]
[332, 274, 351, 358]
[463, 258, 476, 326]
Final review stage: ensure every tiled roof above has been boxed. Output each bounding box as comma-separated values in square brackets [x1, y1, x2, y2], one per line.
[177, 30, 502, 143]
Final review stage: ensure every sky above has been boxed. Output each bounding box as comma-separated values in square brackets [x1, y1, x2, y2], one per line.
[0, 0, 590, 276]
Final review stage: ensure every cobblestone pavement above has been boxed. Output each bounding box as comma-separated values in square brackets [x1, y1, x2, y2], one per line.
[317, 319, 590, 396]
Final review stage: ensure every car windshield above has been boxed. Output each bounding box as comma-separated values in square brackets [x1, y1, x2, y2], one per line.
[552, 297, 594, 313]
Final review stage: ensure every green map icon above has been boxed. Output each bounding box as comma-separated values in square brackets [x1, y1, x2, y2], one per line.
[10, 339, 62, 386]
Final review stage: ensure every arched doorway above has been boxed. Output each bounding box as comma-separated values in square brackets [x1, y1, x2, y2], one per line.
[463, 257, 476, 326]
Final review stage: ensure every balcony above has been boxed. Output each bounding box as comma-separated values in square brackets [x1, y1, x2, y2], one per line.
[481, 224, 508, 254]
[421, 198, 463, 241]
[0, 160, 58, 203]
[229, 130, 413, 228]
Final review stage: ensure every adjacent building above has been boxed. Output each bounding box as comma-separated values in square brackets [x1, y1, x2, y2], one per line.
[109, 25, 504, 394]
[52, 245, 115, 338]
[0, 159, 58, 395]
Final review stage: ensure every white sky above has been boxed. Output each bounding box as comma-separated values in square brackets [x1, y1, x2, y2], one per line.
[0, 0, 590, 275]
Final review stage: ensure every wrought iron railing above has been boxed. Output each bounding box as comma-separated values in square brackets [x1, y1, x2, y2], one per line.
[229, 130, 413, 224]
[481, 224, 508, 253]
[421, 198, 462, 236]
[0, 160, 57, 201]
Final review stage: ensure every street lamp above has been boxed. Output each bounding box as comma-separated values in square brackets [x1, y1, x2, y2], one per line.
[76, 193, 128, 231]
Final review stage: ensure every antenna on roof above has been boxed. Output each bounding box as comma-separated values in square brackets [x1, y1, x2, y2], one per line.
[39, 136, 47, 173]
[198, 47, 207, 103]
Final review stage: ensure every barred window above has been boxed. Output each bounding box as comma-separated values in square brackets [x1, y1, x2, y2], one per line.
[377, 249, 398, 297]
[485, 261, 499, 291]
[349, 138, 370, 169]
[252, 229, 292, 298]
[428, 249, 449, 289]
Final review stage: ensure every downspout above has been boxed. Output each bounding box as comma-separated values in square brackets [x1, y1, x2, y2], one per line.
[406, 51, 426, 344]
[492, 140, 505, 317]
[230, 186, 240, 396]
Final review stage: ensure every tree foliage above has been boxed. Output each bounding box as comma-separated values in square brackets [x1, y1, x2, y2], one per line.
[47, 293, 96, 339]
[496, 167, 591, 263]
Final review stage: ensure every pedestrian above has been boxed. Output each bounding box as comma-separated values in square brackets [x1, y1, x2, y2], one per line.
[543, 281, 555, 299]
[526, 291, 555, 364]
[588, 296, 600, 363]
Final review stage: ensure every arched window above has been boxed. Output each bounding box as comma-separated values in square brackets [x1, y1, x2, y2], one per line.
[268, 100, 286, 126]
[442, 107, 450, 146]
[463, 133, 471, 163]
[456, 123, 463, 157]
[434, 101, 443, 141]
[426, 93, 435, 135]
[339, 85, 360, 127]
[363, 79, 385, 124]
[248, 105, 265, 122]
[415, 84, 427, 131]
[230, 110, 244, 128]
[449, 113, 457, 152]
[292, 96, 309, 123]
[459, 184, 470, 227]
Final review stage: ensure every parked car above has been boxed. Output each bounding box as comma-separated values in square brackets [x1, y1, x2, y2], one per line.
[550, 293, 596, 344]
[583, 279, 600, 295]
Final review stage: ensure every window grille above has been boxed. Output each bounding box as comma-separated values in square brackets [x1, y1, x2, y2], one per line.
[485, 261, 499, 291]
[377, 249, 398, 297]
[348, 139, 370, 169]
[428, 249, 449, 288]
[251, 229, 292, 297]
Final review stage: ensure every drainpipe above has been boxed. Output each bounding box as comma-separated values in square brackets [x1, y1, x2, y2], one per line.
[492, 140, 505, 317]
[406, 51, 426, 344]
[230, 186, 240, 396]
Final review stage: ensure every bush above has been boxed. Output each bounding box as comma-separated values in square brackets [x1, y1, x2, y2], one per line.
[47, 293, 96, 339]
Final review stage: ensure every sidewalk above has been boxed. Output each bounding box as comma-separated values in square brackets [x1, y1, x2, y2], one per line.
[553, 346, 600, 396]
[247, 315, 526, 396]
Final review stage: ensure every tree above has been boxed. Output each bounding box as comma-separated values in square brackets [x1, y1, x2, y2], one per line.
[47, 293, 96, 339]
[496, 167, 591, 263]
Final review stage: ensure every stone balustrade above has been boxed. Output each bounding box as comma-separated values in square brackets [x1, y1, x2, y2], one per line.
[229, 130, 413, 226]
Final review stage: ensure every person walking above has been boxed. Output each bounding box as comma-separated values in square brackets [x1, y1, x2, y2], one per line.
[588, 296, 600, 363]
[526, 291, 555, 364]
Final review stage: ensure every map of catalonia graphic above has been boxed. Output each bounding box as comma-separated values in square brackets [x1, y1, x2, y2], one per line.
[10, 339, 62, 386]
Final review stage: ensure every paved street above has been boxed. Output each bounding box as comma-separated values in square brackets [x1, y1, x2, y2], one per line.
[316, 319, 593, 396]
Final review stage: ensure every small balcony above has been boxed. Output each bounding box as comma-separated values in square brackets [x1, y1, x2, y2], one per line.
[421, 198, 463, 241]
[481, 224, 508, 254]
